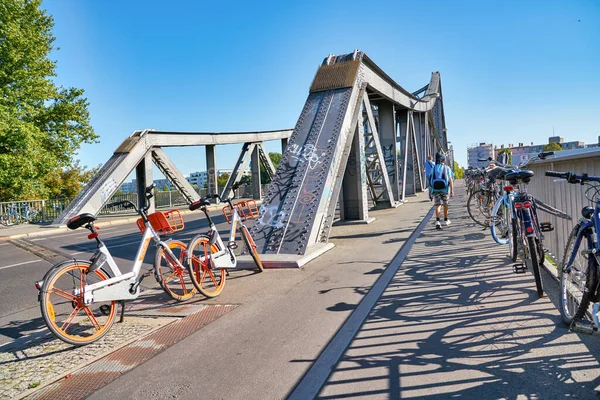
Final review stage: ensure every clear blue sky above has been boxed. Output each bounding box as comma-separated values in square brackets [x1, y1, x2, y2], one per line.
[43, 0, 600, 174]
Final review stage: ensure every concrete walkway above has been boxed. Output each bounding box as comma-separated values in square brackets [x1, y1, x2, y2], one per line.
[5, 184, 600, 399]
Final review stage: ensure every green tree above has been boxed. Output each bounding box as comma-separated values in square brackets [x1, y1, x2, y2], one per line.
[453, 161, 464, 179]
[543, 142, 562, 152]
[162, 184, 170, 192]
[45, 162, 99, 199]
[217, 173, 230, 189]
[259, 152, 282, 184]
[497, 148, 512, 164]
[0, 0, 97, 201]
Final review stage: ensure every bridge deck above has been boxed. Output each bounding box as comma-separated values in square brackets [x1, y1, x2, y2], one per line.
[2, 181, 600, 398]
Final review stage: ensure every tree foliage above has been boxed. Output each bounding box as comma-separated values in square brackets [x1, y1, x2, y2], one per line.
[496, 148, 512, 164]
[217, 173, 230, 189]
[453, 161, 464, 179]
[44, 161, 99, 199]
[0, 0, 97, 201]
[259, 152, 282, 184]
[543, 142, 562, 152]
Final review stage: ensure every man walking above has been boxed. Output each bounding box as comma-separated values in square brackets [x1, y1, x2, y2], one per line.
[429, 154, 454, 229]
[422, 155, 435, 200]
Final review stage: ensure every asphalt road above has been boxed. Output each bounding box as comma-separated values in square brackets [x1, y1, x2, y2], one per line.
[0, 210, 238, 345]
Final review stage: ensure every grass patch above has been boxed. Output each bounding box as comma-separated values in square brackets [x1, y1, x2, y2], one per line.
[28, 382, 41, 389]
[545, 254, 558, 269]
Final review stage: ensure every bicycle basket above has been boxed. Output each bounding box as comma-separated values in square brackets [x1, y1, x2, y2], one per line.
[136, 209, 184, 235]
[222, 200, 259, 224]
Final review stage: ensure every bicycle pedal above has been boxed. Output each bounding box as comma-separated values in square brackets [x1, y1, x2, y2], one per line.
[540, 222, 554, 232]
[228, 241, 238, 250]
[513, 264, 527, 274]
[570, 319, 597, 335]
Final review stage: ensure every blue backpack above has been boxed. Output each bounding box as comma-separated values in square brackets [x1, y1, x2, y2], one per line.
[430, 165, 449, 191]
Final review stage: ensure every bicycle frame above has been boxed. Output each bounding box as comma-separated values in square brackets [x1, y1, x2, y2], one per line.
[514, 194, 542, 241]
[75, 222, 179, 303]
[204, 205, 245, 269]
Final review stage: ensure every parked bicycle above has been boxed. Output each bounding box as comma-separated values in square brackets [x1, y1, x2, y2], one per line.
[186, 181, 263, 298]
[35, 184, 196, 345]
[489, 152, 570, 297]
[0, 203, 41, 226]
[546, 170, 600, 334]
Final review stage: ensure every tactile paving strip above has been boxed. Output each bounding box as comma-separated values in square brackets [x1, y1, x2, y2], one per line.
[125, 302, 206, 317]
[27, 304, 237, 400]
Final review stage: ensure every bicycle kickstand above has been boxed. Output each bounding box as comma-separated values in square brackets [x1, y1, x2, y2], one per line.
[119, 300, 126, 323]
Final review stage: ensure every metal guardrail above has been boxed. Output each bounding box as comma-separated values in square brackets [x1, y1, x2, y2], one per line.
[0, 184, 264, 224]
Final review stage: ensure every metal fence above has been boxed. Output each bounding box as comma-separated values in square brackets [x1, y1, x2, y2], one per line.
[526, 148, 600, 265]
[0, 184, 265, 224]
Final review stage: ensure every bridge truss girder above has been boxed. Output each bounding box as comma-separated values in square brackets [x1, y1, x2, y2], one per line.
[251, 51, 450, 257]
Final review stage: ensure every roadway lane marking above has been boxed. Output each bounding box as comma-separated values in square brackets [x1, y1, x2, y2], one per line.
[0, 259, 50, 270]
[70, 240, 142, 255]
[45, 226, 125, 239]
[287, 207, 435, 400]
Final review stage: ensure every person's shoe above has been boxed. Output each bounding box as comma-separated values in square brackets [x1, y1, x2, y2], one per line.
[445, 219, 451, 226]
[435, 221, 442, 230]
[429, 195, 433, 201]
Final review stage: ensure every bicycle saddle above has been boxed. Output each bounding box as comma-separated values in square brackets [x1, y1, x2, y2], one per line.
[189, 197, 211, 211]
[505, 170, 535, 184]
[67, 213, 96, 230]
[489, 167, 514, 180]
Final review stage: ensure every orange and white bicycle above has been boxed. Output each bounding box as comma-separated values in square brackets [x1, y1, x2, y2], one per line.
[35, 184, 196, 345]
[186, 183, 263, 298]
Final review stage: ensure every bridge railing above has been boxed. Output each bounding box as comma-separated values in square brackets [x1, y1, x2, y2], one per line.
[526, 148, 600, 265]
[0, 184, 265, 224]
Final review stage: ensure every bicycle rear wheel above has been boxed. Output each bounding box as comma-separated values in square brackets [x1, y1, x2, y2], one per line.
[186, 235, 226, 298]
[154, 240, 196, 301]
[40, 261, 117, 345]
[527, 236, 544, 297]
[508, 213, 518, 262]
[241, 225, 263, 272]
[559, 226, 597, 324]
[27, 209, 42, 223]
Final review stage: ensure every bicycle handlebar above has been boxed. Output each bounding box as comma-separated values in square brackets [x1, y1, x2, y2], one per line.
[545, 171, 600, 184]
[106, 200, 136, 209]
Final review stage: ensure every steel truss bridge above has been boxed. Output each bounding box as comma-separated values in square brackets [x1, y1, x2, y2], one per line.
[53, 50, 450, 265]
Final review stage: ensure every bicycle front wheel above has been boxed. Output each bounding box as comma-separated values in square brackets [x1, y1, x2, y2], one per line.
[490, 199, 509, 245]
[467, 189, 496, 227]
[527, 236, 544, 297]
[40, 262, 117, 345]
[241, 225, 263, 272]
[1, 213, 19, 226]
[559, 226, 597, 324]
[187, 235, 226, 298]
[154, 240, 196, 301]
